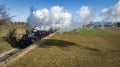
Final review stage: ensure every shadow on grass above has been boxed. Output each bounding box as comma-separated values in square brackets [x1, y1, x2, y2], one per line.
[4, 33, 101, 53]
[36, 39, 101, 53]
[36, 39, 77, 48]
[80, 46, 101, 52]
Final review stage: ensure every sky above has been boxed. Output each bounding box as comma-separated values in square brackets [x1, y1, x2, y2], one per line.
[0, 0, 119, 22]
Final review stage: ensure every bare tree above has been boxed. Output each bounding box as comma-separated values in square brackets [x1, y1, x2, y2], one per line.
[0, 4, 14, 26]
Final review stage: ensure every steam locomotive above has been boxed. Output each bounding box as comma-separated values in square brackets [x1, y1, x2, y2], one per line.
[16, 29, 56, 48]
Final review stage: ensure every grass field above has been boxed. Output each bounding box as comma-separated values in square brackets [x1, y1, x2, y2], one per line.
[0, 38, 12, 54]
[6, 27, 120, 67]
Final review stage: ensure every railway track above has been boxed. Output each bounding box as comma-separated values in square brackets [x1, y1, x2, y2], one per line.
[0, 48, 21, 62]
[0, 31, 56, 66]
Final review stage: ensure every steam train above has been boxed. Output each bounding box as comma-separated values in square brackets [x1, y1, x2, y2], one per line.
[16, 29, 56, 48]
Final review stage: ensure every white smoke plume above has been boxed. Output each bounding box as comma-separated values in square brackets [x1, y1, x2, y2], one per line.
[76, 6, 93, 25]
[27, 6, 94, 32]
[76, 6, 91, 18]
[101, 0, 120, 23]
[27, 6, 72, 32]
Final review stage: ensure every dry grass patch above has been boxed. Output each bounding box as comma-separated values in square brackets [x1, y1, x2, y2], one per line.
[6, 28, 120, 67]
[0, 38, 12, 54]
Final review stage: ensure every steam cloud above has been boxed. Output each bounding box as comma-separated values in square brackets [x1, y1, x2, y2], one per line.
[101, 0, 120, 23]
[76, 6, 91, 18]
[76, 6, 93, 25]
[27, 6, 73, 32]
[27, 6, 93, 32]
[26, 0, 120, 32]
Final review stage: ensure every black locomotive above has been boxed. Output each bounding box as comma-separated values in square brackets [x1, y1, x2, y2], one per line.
[18, 29, 55, 48]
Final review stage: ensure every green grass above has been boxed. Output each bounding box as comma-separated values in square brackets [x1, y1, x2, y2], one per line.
[68, 27, 112, 34]
[6, 27, 120, 67]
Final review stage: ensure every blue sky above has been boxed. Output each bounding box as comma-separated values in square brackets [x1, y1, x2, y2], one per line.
[0, 0, 118, 22]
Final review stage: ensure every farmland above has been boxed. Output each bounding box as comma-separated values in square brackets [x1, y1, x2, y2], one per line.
[6, 27, 120, 67]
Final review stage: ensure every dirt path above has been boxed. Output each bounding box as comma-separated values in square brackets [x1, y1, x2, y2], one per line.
[0, 32, 56, 67]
